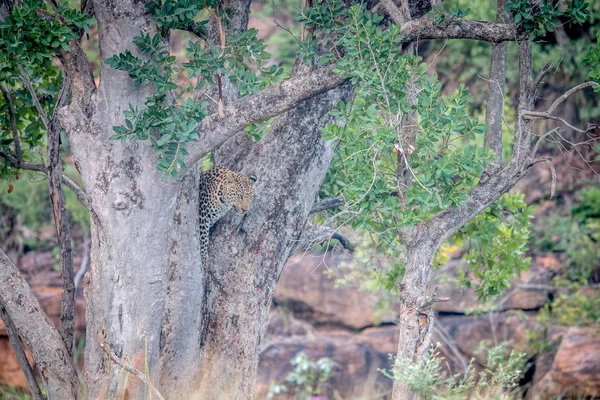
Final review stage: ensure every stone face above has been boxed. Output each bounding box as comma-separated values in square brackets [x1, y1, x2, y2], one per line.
[531, 327, 600, 399]
[275, 253, 396, 329]
[257, 329, 397, 399]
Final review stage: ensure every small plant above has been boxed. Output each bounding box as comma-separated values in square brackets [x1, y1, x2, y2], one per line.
[381, 343, 527, 400]
[267, 352, 336, 400]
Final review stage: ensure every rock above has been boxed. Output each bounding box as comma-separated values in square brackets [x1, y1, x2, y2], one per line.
[531, 326, 600, 399]
[275, 252, 396, 329]
[257, 330, 395, 399]
[434, 255, 558, 314]
[436, 313, 539, 365]
[0, 339, 31, 388]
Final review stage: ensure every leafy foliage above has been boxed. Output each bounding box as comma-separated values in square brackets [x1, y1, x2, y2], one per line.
[267, 352, 336, 400]
[454, 193, 533, 301]
[535, 187, 600, 283]
[299, 3, 493, 260]
[0, 0, 93, 180]
[105, 5, 283, 177]
[505, 0, 589, 38]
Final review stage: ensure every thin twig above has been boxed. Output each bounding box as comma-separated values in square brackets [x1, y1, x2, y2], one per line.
[62, 175, 89, 208]
[0, 152, 89, 208]
[0, 305, 45, 400]
[531, 127, 559, 159]
[532, 62, 552, 90]
[74, 233, 90, 291]
[18, 65, 50, 130]
[546, 81, 599, 115]
[0, 85, 22, 161]
[99, 342, 166, 400]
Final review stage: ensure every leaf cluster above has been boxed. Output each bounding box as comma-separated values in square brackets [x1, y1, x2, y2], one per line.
[454, 193, 533, 301]
[0, 1, 93, 180]
[505, 0, 590, 38]
[381, 343, 527, 400]
[300, 4, 493, 257]
[267, 352, 336, 400]
[106, 8, 283, 177]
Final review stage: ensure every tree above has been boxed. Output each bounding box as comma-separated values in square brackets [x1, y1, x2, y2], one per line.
[0, 0, 597, 399]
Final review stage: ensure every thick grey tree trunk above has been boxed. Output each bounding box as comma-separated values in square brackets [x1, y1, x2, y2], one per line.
[56, 1, 351, 397]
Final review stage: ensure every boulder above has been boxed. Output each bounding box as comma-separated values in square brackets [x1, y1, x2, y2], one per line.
[531, 326, 600, 399]
[275, 252, 396, 329]
[257, 328, 397, 399]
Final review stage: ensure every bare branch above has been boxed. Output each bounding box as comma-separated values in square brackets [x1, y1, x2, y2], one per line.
[310, 198, 344, 214]
[297, 223, 355, 252]
[0, 84, 22, 161]
[0, 150, 89, 209]
[532, 62, 552, 91]
[0, 249, 79, 399]
[531, 127, 559, 159]
[397, 16, 523, 45]
[99, 342, 166, 400]
[0, 305, 45, 400]
[546, 81, 599, 115]
[62, 174, 89, 207]
[18, 65, 50, 130]
[45, 79, 76, 356]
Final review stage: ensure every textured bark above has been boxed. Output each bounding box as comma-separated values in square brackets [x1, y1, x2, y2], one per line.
[190, 75, 353, 399]
[0, 305, 44, 400]
[484, 0, 509, 166]
[0, 250, 79, 399]
[47, 81, 76, 357]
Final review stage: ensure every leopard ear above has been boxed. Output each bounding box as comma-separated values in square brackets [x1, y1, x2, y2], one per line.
[249, 175, 257, 182]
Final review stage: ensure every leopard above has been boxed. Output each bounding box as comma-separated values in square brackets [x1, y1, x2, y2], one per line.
[198, 165, 256, 260]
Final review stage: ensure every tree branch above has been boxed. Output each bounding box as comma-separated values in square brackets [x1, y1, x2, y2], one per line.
[484, 0, 508, 167]
[46, 81, 76, 357]
[18, 65, 50, 130]
[397, 16, 524, 45]
[0, 305, 45, 400]
[98, 342, 165, 400]
[0, 249, 79, 399]
[380, 0, 409, 24]
[524, 81, 600, 120]
[310, 198, 344, 214]
[185, 65, 346, 169]
[0, 84, 22, 161]
[0, 151, 89, 208]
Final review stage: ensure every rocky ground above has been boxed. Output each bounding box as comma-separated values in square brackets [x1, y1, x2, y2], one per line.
[1, 247, 599, 399]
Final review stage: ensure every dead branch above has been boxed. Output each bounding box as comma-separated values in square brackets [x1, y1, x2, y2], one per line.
[310, 198, 344, 214]
[298, 223, 355, 252]
[524, 82, 600, 121]
[99, 342, 165, 400]
[18, 65, 50, 130]
[46, 79, 76, 356]
[0, 151, 89, 209]
[0, 305, 45, 400]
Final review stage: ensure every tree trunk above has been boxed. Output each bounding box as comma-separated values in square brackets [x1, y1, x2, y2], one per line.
[55, 0, 352, 396]
[391, 231, 440, 400]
